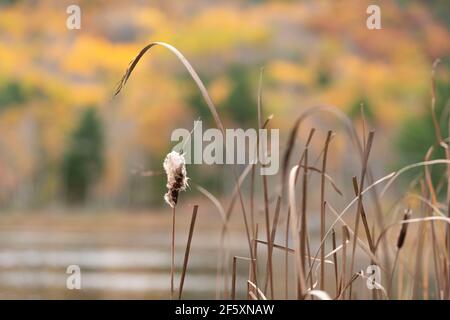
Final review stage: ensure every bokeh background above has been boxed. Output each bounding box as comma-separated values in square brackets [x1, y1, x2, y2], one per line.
[0, 0, 449, 299]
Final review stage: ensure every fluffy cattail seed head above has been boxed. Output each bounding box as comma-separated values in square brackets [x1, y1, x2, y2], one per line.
[163, 151, 188, 207]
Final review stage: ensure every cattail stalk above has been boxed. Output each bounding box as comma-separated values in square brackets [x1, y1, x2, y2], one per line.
[163, 151, 189, 299]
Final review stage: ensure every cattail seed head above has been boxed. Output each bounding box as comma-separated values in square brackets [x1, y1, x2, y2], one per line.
[397, 209, 411, 249]
[163, 151, 189, 208]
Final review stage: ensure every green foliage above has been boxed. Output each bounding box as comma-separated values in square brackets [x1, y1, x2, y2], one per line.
[0, 79, 45, 111]
[396, 71, 450, 189]
[0, 80, 28, 109]
[316, 67, 332, 88]
[185, 65, 258, 127]
[220, 65, 258, 127]
[61, 107, 104, 204]
[348, 96, 376, 124]
[185, 75, 215, 125]
[0, 0, 20, 6]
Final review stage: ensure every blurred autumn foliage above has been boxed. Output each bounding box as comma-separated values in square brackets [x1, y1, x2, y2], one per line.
[0, 0, 449, 208]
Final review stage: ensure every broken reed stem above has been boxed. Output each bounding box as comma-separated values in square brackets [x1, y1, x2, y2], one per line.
[248, 280, 267, 300]
[171, 205, 176, 300]
[352, 178, 375, 252]
[332, 228, 339, 295]
[232, 256, 237, 300]
[269, 196, 282, 255]
[232, 255, 255, 300]
[320, 131, 333, 291]
[256, 239, 295, 253]
[349, 131, 375, 294]
[264, 195, 282, 298]
[340, 226, 349, 299]
[339, 273, 361, 299]
[178, 205, 199, 299]
[352, 177, 376, 300]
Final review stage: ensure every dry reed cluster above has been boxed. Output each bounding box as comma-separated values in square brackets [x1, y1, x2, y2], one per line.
[115, 43, 450, 300]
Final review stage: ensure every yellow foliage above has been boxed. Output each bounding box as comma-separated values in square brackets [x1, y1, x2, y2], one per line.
[60, 35, 140, 76]
[267, 60, 313, 87]
[208, 76, 231, 105]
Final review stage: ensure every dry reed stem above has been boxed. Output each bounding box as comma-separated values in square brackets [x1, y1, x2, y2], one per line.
[264, 195, 282, 297]
[232, 256, 237, 300]
[196, 186, 227, 298]
[178, 205, 199, 299]
[231, 256, 255, 300]
[352, 177, 376, 299]
[247, 280, 267, 300]
[352, 177, 374, 252]
[257, 68, 274, 299]
[413, 195, 426, 299]
[305, 290, 332, 300]
[340, 226, 349, 299]
[250, 225, 259, 299]
[424, 148, 443, 296]
[331, 228, 339, 295]
[288, 165, 306, 298]
[320, 131, 333, 291]
[349, 131, 375, 294]
[171, 206, 176, 300]
[326, 203, 384, 269]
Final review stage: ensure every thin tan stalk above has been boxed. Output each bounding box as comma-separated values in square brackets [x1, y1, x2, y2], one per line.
[424, 148, 443, 296]
[251, 225, 259, 299]
[171, 206, 176, 300]
[332, 228, 339, 295]
[349, 131, 375, 289]
[178, 205, 199, 299]
[232, 256, 237, 300]
[288, 165, 306, 298]
[340, 226, 349, 299]
[320, 131, 333, 291]
[352, 177, 374, 252]
[232, 256, 255, 300]
[257, 68, 273, 299]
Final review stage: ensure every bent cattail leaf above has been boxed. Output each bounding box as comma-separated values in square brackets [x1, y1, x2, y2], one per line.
[163, 151, 189, 208]
[397, 209, 412, 249]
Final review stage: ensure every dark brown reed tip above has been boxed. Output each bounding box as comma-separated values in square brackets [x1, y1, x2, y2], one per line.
[397, 208, 412, 249]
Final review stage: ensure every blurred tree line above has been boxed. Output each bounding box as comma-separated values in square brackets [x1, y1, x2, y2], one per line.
[62, 107, 104, 205]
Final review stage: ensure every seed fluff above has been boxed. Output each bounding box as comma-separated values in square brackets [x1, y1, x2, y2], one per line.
[163, 151, 189, 207]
